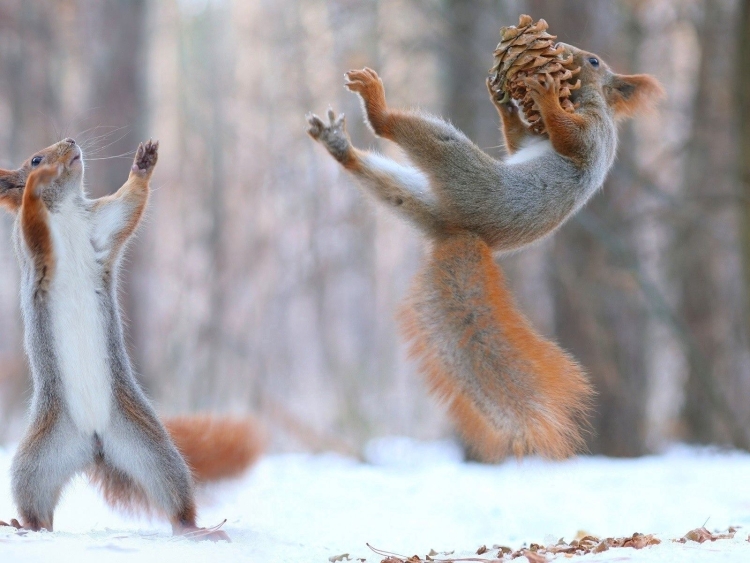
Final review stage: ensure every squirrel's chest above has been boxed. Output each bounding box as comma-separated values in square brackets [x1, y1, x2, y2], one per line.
[48, 212, 112, 434]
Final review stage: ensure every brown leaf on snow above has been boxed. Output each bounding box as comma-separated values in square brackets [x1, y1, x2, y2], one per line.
[677, 526, 736, 544]
[593, 541, 609, 553]
[370, 526, 736, 563]
[521, 550, 547, 563]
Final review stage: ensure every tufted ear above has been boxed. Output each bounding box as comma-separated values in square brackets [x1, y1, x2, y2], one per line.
[605, 73, 665, 121]
[0, 168, 25, 213]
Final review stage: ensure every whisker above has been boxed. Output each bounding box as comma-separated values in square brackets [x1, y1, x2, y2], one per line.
[80, 131, 132, 157]
[85, 150, 137, 161]
[76, 124, 124, 142]
[78, 126, 130, 151]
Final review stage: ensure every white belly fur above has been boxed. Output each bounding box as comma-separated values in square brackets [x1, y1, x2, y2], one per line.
[49, 203, 112, 433]
[504, 138, 553, 166]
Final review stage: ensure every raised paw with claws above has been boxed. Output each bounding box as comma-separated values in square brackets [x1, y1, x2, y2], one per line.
[131, 139, 159, 178]
[344, 68, 385, 100]
[524, 72, 560, 105]
[344, 68, 390, 135]
[486, 77, 518, 115]
[306, 109, 353, 165]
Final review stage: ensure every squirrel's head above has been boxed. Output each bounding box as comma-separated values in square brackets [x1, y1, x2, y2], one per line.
[558, 44, 665, 121]
[0, 138, 83, 213]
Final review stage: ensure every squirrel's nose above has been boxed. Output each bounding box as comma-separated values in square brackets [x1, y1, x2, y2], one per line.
[64, 138, 76, 145]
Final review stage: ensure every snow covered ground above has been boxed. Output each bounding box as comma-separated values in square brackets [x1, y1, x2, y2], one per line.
[0, 438, 749, 562]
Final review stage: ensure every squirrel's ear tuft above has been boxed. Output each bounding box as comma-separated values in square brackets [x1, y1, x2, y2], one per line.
[0, 169, 25, 213]
[605, 73, 665, 121]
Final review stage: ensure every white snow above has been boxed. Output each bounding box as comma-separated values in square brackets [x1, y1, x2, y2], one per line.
[1, 438, 749, 562]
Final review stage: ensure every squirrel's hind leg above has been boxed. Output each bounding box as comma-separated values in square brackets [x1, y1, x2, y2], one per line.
[308, 109, 441, 233]
[101, 387, 229, 541]
[10, 411, 93, 531]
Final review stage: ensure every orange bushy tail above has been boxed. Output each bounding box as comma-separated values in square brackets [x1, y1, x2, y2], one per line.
[398, 232, 593, 461]
[164, 414, 264, 482]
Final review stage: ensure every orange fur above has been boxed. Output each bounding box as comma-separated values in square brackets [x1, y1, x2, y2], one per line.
[0, 168, 24, 212]
[498, 108, 530, 156]
[163, 415, 265, 483]
[605, 73, 666, 121]
[525, 74, 588, 164]
[399, 233, 593, 461]
[21, 166, 60, 295]
[345, 68, 393, 138]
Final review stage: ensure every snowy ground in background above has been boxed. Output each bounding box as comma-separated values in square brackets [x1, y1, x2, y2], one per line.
[0, 439, 749, 562]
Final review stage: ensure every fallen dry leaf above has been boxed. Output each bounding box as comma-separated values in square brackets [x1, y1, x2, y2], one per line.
[369, 525, 738, 563]
[677, 526, 736, 544]
[521, 550, 547, 563]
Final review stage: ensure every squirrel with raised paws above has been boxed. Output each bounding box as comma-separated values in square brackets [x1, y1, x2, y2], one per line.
[0, 138, 261, 540]
[307, 44, 663, 460]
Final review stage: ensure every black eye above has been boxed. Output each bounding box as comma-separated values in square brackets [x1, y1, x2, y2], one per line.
[588, 57, 600, 68]
[31, 156, 43, 166]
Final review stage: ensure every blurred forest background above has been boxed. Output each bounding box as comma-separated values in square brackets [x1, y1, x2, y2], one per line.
[0, 0, 748, 458]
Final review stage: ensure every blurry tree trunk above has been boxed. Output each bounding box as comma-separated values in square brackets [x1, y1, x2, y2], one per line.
[322, 0, 381, 444]
[87, 0, 147, 197]
[443, 0, 484, 138]
[739, 0, 750, 350]
[0, 2, 64, 439]
[535, 1, 650, 456]
[679, 0, 747, 446]
[87, 0, 148, 374]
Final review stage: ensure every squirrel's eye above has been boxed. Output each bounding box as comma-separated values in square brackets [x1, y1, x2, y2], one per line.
[31, 156, 43, 166]
[588, 57, 600, 68]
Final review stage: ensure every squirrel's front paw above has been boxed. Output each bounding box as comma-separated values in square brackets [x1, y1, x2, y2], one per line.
[131, 140, 159, 178]
[306, 109, 353, 165]
[26, 164, 62, 199]
[486, 77, 515, 112]
[524, 72, 559, 104]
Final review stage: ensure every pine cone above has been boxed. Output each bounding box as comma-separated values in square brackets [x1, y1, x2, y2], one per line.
[488, 14, 581, 134]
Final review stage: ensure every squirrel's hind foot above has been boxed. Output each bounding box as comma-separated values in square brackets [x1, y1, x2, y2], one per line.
[0, 517, 47, 532]
[344, 68, 390, 136]
[177, 520, 231, 543]
[306, 109, 354, 166]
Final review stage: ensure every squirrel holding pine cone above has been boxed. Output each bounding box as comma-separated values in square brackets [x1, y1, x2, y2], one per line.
[307, 15, 664, 460]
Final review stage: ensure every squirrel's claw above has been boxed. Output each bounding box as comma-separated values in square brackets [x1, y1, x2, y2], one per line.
[305, 112, 326, 139]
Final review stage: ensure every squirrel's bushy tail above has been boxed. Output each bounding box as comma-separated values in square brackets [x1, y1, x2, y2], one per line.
[163, 414, 264, 482]
[398, 232, 593, 460]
